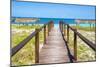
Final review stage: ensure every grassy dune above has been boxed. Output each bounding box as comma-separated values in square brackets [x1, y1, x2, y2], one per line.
[67, 26, 96, 61]
[11, 24, 96, 65]
[71, 25, 95, 32]
[11, 24, 44, 66]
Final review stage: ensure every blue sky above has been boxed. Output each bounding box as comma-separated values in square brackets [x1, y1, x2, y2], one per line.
[12, 1, 96, 19]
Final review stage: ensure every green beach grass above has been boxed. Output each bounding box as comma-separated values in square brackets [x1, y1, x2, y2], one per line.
[11, 24, 96, 65]
[71, 25, 95, 32]
[11, 24, 44, 65]
[67, 26, 96, 61]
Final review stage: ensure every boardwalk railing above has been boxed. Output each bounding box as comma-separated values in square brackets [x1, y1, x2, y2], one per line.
[11, 21, 54, 63]
[59, 21, 96, 61]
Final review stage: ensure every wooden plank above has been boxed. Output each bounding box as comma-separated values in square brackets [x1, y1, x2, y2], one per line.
[39, 28, 70, 64]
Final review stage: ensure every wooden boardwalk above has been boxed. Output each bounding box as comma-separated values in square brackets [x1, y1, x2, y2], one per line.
[11, 22, 96, 66]
[11, 21, 96, 64]
[39, 27, 70, 64]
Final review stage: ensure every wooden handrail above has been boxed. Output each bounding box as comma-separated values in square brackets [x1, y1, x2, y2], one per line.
[11, 30, 37, 56]
[59, 22, 74, 62]
[63, 22, 96, 51]
[60, 22, 96, 62]
[11, 22, 51, 57]
[68, 25, 96, 51]
[75, 30, 95, 51]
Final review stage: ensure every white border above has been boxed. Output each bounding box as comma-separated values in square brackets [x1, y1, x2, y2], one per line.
[18, 0, 96, 5]
[0, 0, 99, 67]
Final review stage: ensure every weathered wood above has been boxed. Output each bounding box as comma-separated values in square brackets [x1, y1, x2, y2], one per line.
[49, 22, 51, 31]
[64, 24, 66, 36]
[74, 29, 77, 61]
[46, 25, 48, 38]
[35, 29, 39, 63]
[11, 23, 50, 57]
[76, 31, 96, 51]
[62, 23, 64, 32]
[44, 25, 46, 44]
[39, 28, 70, 64]
[63, 24, 65, 34]
[65, 24, 96, 51]
[48, 24, 49, 36]
[11, 29, 37, 56]
[67, 24, 69, 43]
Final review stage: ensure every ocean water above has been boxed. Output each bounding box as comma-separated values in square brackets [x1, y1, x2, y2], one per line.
[12, 18, 75, 24]
[54, 24, 95, 29]
[12, 18, 95, 28]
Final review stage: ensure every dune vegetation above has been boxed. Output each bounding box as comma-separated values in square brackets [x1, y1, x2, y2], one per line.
[11, 23, 96, 66]
[11, 24, 44, 66]
[71, 24, 95, 32]
[67, 25, 96, 61]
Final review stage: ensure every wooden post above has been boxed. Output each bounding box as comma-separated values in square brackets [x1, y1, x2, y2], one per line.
[44, 25, 46, 44]
[35, 29, 39, 63]
[64, 24, 66, 36]
[59, 22, 61, 30]
[67, 24, 69, 43]
[60, 22, 62, 31]
[46, 25, 47, 37]
[63, 24, 65, 34]
[48, 24, 49, 36]
[74, 29, 77, 61]
[62, 23, 63, 33]
[50, 22, 51, 31]
[65, 25, 67, 36]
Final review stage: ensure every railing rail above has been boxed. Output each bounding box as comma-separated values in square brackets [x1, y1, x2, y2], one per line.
[11, 21, 54, 63]
[68, 24, 96, 51]
[59, 21, 96, 61]
[11, 20, 95, 64]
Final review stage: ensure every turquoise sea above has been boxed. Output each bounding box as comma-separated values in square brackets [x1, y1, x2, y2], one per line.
[54, 24, 95, 29]
[12, 18, 95, 28]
